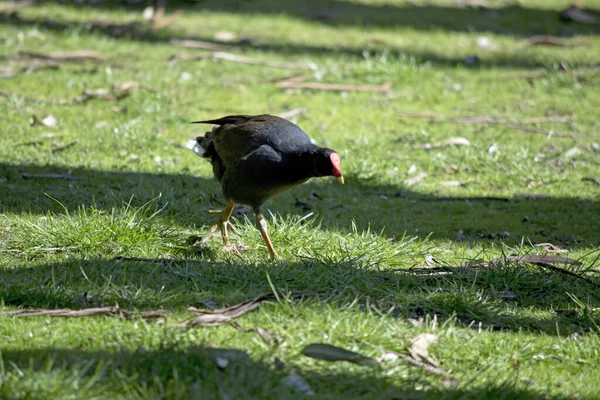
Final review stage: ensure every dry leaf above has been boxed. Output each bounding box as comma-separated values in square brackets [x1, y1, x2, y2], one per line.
[21, 172, 75, 180]
[214, 31, 238, 42]
[398, 111, 572, 125]
[378, 349, 448, 376]
[420, 137, 470, 150]
[441, 377, 460, 388]
[408, 333, 440, 364]
[439, 180, 463, 187]
[19, 50, 107, 62]
[301, 343, 378, 368]
[277, 107, 308, 119]
[174, 292, 315, 328]
[42, 115, 57, 127]
[560, 6, 598, 25]
[405, 172, 427, 186]
[500, 255, 581, 266]
[171, 51, 304, 70]
[527, 36, 572, 47]
[564, 147, 581, 158]
[231, 323, 283, 346]
[277, 80, 391, 92]
[3, 307, 166, 320]
[170, 39, 234, 51]
[534, 243, 569, 254]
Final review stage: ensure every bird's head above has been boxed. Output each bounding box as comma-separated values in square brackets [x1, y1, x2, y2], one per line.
[314, 148, 344, 184]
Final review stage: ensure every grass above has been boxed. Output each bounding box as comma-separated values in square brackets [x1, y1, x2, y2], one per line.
[1, 0, 600, 398]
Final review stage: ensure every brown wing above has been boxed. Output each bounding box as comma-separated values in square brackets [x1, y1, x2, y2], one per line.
[190, 114, 282, 167]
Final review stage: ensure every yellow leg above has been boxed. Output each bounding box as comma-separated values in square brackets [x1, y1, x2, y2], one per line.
[201, 202, 236, 245]
[254, 209, 279, 259]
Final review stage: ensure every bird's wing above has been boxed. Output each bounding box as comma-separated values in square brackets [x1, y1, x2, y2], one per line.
[189, 115, 269, 126]
[190, 114, 312, 166]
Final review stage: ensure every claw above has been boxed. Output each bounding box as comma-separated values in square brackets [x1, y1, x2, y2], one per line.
[200, 223, 219, 244]
[226, 221, 241, 237]
[201, 202, 236, 246]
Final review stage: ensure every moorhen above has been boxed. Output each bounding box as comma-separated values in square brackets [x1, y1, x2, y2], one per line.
[187, 114, 344, 258]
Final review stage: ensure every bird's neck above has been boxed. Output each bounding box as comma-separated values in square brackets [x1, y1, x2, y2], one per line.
[282, 147, 321, 183]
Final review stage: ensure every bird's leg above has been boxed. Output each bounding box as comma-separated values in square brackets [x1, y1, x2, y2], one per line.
[253, 208, 279, 259]
[201, 202, 236, 245]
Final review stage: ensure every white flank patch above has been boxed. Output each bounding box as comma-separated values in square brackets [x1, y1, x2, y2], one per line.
[186, 140, 205, 157]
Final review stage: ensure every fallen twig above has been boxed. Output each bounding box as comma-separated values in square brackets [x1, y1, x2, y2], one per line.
[278, 80, 391, 93]
[174, 292, 318, 328]
[171, 51, 304, 69]
[386, 351, 449, 377]
[420, 195, 510, 202]
[526, 36, 585, 47]
[397, 111, 574, 125]
[87, 19, 143, 38]
[560, 5, 598, 25]
[582, 177, 600, 186]
[513, 193, 552, 199]
[21, 172, 75, 180]
[0, 0, 37, 10]
[170, 39, 234, 51]
[405, 254, 596, 288]
[500, 255, 581, 266]
[533, 262, 597, 287]
[277, 108, 308, 119]
[482, 67, 600, 81]
[51, 141, 77, 154]
[485, 255, 596, 287]
[0, 90, 64, 105]
[230, 322, 283, 345]
[509, 124, 600, 139]
[19, 50, 108, 63]
[113, 256, 187, 264]
[72, 82, 140, 104]
[2, 307, 166, 320]
[24, 60, 60, 74]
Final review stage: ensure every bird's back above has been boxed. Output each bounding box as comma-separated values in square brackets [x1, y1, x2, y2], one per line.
[194, 115, 313, 168]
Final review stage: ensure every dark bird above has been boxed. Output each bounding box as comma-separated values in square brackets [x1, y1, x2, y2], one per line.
[187, 114, 344, 258]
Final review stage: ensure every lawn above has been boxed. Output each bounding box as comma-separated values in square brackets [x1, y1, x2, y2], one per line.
[1, 0, 600, 398]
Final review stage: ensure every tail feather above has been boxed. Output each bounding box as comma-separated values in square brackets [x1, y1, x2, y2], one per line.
[186, 139, 205, 157]
[186, 127, 218, 161]
[189, 115, 254, 126]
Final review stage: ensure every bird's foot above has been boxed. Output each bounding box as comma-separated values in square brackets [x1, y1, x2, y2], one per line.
[226, 221, 241, 237]
[199, 223, 220, 244]
[199, 220, 241, 246]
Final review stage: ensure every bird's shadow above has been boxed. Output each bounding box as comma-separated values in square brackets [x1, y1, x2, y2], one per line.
[2, 162, 599, 251]
[0, 345, 567, 399]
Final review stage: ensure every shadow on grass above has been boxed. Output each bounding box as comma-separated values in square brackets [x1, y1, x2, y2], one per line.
[2, 162, 599, 335]
[34, 0, 600, 37]
[0, 346, 570, 399]
[2, 6, 599, 69]
[1, 255, 598, 336]
[2, 162, 599, 250]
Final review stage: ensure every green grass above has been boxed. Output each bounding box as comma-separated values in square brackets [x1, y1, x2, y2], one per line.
[1, 0, 600, 398]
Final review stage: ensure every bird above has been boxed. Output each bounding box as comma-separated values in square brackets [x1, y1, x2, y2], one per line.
[186, 114, 344, 259]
